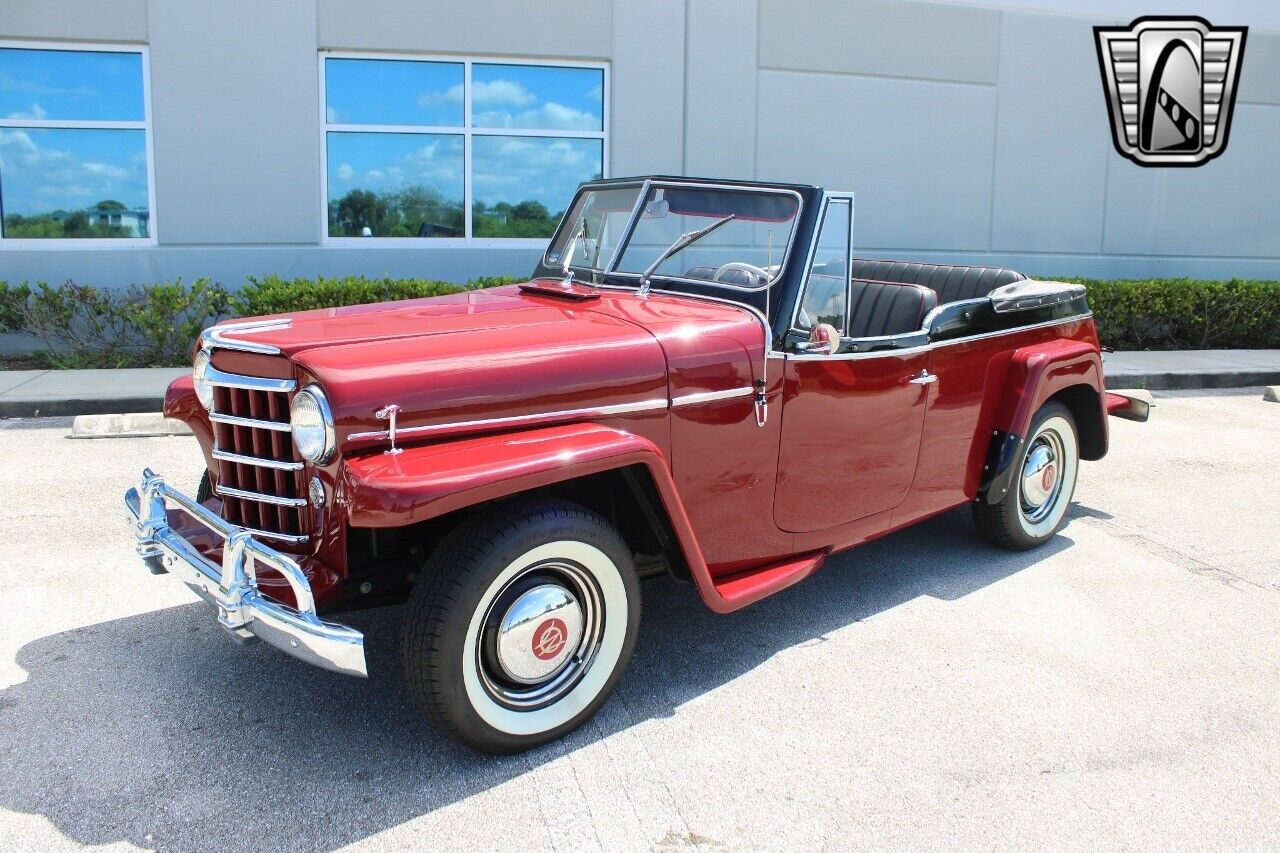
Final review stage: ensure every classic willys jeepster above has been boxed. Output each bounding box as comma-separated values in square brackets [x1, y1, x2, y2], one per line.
[126, 176, 1149, 752]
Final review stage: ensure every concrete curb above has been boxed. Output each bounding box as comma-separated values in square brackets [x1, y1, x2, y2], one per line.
[68, 413, 193, 439]
[1101, 369, 1280, 391]
[1, 396, 168, 419]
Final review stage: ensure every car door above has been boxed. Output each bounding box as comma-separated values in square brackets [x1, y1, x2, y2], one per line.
[773, 196, 932, 533]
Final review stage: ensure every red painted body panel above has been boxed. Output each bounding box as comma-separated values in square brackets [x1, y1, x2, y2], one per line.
[167, 277, 1112, 614]
[774, 350, 931, 533]
[892, 317, 1102, 525]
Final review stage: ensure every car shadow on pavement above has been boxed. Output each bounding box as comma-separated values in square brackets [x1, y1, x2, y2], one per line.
[0, 504, 1076, 851]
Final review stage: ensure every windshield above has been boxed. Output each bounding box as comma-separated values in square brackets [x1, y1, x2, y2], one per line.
[545, 183, 801, 290]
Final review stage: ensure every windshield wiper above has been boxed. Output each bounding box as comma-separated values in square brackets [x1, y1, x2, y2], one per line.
[637, 214, 735, 298]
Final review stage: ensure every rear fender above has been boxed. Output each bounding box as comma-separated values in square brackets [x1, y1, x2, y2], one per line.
[976, 339, 1106, 504]
[341, 422, 807, 614]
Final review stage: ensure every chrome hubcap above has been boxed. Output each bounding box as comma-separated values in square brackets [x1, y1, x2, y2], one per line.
[477, 559, 605, 710]
[495, 584, 584, 684]
[1020, 430, 1065, 523]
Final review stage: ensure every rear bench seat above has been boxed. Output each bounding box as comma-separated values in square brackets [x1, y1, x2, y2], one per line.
[848, 258, 1026, 305]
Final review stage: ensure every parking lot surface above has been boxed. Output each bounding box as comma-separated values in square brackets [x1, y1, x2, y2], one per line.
[1, 388, 1278, 851]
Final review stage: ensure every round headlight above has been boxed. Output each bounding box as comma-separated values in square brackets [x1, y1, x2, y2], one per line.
[192, 350, 214, 410]
[290, 385, 335, 464]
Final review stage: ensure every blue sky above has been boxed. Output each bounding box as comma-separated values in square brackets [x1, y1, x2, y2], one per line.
[0, 48, 143, 121]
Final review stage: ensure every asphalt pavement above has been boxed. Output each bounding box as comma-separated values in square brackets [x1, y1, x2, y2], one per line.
[0, 388, 1277, 851]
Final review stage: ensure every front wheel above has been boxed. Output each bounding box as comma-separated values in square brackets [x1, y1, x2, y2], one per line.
[401, 499, 641, 753]
[973, 400, 1079, 551]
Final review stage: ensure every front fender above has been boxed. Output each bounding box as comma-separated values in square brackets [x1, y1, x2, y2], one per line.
[341, 422, 788, 614]
[976, 339, 1106, 503]
[342, 422, 671, 527]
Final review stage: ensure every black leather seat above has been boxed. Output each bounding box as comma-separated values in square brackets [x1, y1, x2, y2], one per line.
[848, 258, 1025, 304]
[846, 279, 937, 338]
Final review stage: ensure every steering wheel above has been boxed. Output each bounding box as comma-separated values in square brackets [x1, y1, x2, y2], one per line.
[712, 262, 770, 285]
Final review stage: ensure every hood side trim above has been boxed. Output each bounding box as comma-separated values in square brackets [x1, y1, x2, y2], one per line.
[348, 397, 670, 446]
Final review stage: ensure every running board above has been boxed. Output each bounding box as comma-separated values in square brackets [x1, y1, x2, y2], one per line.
[711, 551, 827, 610]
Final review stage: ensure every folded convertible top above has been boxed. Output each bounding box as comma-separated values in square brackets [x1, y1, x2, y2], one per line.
[988, 279, 1087, 313]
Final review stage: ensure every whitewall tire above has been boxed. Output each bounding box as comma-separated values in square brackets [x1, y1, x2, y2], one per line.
[401, 499, 640, 753]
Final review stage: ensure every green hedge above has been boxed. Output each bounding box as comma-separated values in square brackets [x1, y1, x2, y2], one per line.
[0, 275, 517, 369]
[1067, 277, 1280, 350]
[0, 275, 1276, 369]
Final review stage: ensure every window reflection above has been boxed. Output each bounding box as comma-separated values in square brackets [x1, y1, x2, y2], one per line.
[326, 132, 464, 238]
[472, 136, 602, 238]
[0, 128, 150, 239]
[471, 64, 603, 131]
[0, 48, 144, 121]
[324, 58, 463, 126]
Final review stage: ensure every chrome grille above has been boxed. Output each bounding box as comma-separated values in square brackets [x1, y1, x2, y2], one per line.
[209, 373, 309, 545]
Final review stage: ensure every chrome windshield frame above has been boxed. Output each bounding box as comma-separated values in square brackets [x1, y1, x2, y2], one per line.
[542, 179, 807, 295]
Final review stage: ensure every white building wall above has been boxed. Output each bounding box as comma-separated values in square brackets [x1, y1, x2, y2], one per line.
[2, 0, 1279, 293]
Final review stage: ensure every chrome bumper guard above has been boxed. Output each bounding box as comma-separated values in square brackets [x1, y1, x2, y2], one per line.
[124, 468, 367, 677]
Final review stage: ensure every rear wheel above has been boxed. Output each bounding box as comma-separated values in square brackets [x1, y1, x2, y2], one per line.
[401, 499, 641, 753]
[973, 401, 1079, 550]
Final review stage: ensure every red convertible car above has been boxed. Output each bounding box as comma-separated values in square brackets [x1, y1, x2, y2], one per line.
[126, 176, 1147, 752]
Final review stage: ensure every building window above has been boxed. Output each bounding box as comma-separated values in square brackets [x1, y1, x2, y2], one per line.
[0, 42, 154, 245]
[321, 54, 607, 243]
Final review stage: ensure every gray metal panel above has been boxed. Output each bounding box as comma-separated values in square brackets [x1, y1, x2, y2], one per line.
[0, 0, 147, 41]
[684, 0, 757, 179]
[147, 0, 320, 245]
[1237, 30, 1280, 106]
[611, 0, 684, 175]
[991, 12, 1110, 253]
[757, 70, 997, 251]
[1103, 103, 1280, 259]
[0, 245, 543, 290]
[758, 0, 1001, 85]
[317, 0, 611, 58]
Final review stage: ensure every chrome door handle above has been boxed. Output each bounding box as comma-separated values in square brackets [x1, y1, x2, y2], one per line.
[909, 370, 937, 385]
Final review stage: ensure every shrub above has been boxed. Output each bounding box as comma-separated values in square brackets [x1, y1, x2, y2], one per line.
[0, 275, 518, 368]
[231, 274, 516, 317]
[1, 274, 1274, 368]
[1, 278, 232, 369]
[1069, 277, 1280, 350]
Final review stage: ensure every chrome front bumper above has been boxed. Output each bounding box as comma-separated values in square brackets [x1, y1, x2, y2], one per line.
[124, 468, 367, 677]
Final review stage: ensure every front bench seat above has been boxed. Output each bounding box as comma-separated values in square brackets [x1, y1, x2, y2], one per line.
[817, 260, 938, 338]
[849, 258, 1025, 304]
[847, 279, 937, 338]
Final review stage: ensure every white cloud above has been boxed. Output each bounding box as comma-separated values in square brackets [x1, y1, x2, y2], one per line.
[0, 129, 37, 152]
[83, 161, 128, 178]
[473, 101, 599, 131]
[336, 162, 355, 180]
[417, 83, 464, 108]
[6, 102, 47, 120]
[326, 106, 339, 123]
[472, 79, 536, 108]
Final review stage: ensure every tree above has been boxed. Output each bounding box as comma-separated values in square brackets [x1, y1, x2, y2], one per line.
[333, 189, 388, 236]
[511, 200, 550, 222]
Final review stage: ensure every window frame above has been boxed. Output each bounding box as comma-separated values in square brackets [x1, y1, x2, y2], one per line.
[318, 51, 609, 248]
[0, 39, 157, 249]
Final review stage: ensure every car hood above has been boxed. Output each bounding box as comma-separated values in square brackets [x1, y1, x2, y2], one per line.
[206, 281, 765, 449]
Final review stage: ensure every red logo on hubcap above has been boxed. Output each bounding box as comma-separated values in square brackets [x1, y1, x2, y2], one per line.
[531, 617, 569, 661]
[1041, 465, 1057, 492]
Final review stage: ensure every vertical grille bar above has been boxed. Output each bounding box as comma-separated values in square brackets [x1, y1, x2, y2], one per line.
[207, 363, 307, 546]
